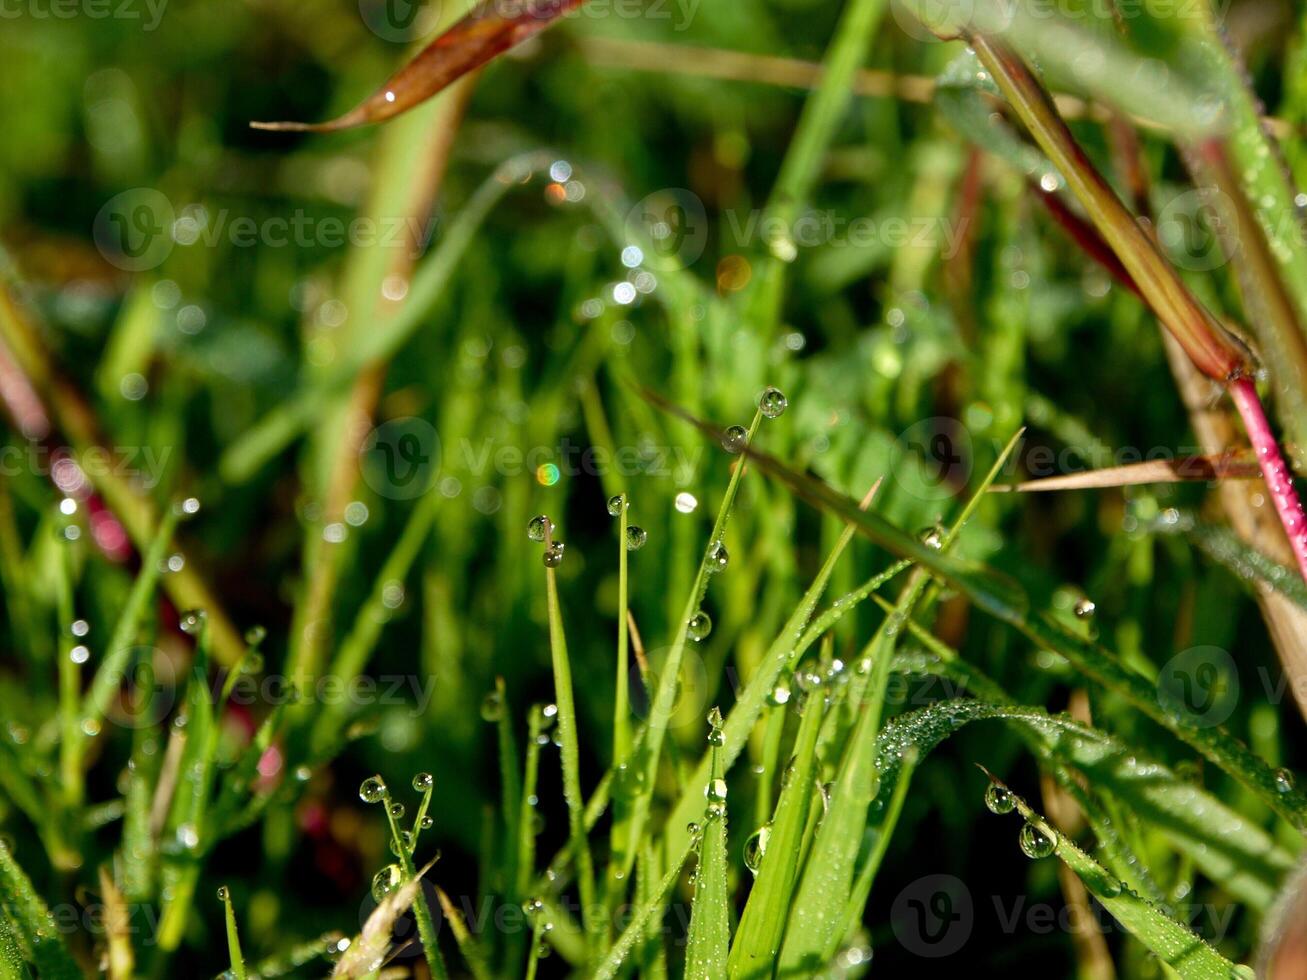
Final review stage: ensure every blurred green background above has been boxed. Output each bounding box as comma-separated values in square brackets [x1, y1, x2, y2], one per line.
[1, 0, 1305, 975]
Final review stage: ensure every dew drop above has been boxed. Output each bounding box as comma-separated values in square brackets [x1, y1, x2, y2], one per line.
[420, 816, 434, 830]
[743, 823, 771, 875]
[722, 425, 749, 454]
[705, 778, 728, 803]
[481, 691, 504, 722]
[244, 625, 267, 646]
[527, 514, 553, 542]
[388, 802, 406, 819]
[216, 885, 230, 901]
[371, 865, 402, 902]
[625, 525, 648, 551]
[687, 610, 712, 641]
[412, 772, 433, 792]
[983, 783, 1015, 815]
[759, 387, 788, 419]
[706, 540, 729, 573]
[179, 609, 207, 636]
[359, 776, 387, 804]
[1073, 597, 1096, 620]
[1275, 768, 1295, 794]
[543, 541, 565, 568]
[1018, 822, 1056, 859]
[606, 494, 627, 517]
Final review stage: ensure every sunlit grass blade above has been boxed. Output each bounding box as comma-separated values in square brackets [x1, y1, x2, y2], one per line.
[0, 839, 79, 979]
[983, 771, 1240, 979]
[98, 866, 134, 980]
[729, 690, 825, 977]
[541, 521, 599, 958]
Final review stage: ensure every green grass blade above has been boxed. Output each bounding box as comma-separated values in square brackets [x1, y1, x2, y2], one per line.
[685, 715, 730, 980]
[662, 478, 871, 859]
[82, 505, 179, 729]
[622, 410, 763, 881]
[873, 699, 1296, 910]
[729, 691, 825, 977]
[220, 886, 247, 980]
[542, 526, 599, 958]
[0, 840, 79, 979]
[593, 843, 693, 980]
[988, 775, 1239, 979]
[720, 430, 1307, 829]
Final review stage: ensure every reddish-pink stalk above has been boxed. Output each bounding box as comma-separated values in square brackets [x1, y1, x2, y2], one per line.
[1228, 377, 1307, 581]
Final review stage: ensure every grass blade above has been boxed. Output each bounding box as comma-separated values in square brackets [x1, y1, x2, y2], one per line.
[219, 885, 246, 980]
[593, 843, 693, 980]
[541, 521, 599, 958]
[983, 772, 1239, 979]
[0, 840, 79, 979]
[729, 690, 825, 977]
[684, 709, 731, 979]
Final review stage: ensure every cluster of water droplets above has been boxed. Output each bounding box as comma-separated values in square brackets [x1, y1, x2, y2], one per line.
[982, 782, 1058, 859]
[526, 514, 565, 567]
[359, 771, 438, 901]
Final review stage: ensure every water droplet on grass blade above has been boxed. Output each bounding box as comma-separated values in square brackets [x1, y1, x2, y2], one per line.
[527, 514, 552, 542]
[706, 540, 729, 572]
[759, 387, 787, 418]
[743, 823, 770, 875]
[687, 611, 712, 641]
[1018, 822, 1056, 859]
[705, 778, 728, 802]
[359, 776, 387, 803]
[606, 494, 626, 516]
[180, 609, 206, 635]
[543, 541, 565, 567]
[388, 802, 405, 819]
[625, 525, 647, 551]
[1275, 768, 1295, 793]
[1073, 597, 1096, 619]
[984, 784, 1015, 814]
[412, 772, 433, 791]
[216, 885, 230, 901]
[371, 865, 402, 902]
[722, 425, 749, 453]
[481, 690, 504, 721]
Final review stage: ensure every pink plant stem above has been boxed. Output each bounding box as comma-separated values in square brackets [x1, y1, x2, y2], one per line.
[1228, 377, 1307, 583]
